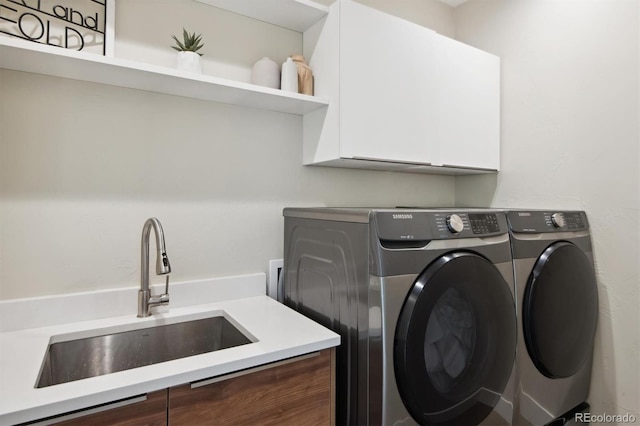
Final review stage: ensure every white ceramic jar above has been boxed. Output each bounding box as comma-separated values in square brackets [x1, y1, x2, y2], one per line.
[251, 57, 280, 89]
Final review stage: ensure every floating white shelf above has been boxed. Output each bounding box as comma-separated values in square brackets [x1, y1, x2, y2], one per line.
[193, 0, 329, 32]
[0, 37, 329, 115]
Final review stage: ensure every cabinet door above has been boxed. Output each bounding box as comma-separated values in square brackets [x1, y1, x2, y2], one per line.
[169, 349, 333, 426]
[339, 0, 439, 165]
[50, 391, 167, 426]
[435, 35, 500, 170]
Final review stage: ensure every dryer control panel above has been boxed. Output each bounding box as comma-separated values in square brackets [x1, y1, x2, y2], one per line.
[507, 211, 589, 233]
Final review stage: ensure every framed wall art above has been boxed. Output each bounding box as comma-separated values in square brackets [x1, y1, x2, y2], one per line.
[0, 0, 115, 56]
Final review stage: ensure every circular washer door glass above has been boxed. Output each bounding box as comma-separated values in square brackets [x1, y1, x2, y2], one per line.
[394, 251, 517, 425]
[523, 241, 598, 378]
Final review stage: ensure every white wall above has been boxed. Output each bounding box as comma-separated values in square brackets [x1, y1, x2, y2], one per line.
[0, 0, 455, 300]
[454, 0, 640, 419]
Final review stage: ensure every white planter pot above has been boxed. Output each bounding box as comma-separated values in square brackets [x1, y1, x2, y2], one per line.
[176, 51, 202, 74]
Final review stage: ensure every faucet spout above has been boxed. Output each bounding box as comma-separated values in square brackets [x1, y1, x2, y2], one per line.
[138, 217, 171, 317]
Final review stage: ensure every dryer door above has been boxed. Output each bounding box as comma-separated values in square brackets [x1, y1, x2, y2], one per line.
[523, 241, 598, 379]
[394, 251, 517, 425]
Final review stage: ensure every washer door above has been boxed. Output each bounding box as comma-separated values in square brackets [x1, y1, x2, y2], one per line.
[523, 241, 598, 379]
[394, 251, 517, 425]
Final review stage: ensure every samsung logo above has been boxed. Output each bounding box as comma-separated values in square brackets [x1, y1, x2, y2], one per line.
[393, 214, 413, 220]
[518, 212, 532, 217]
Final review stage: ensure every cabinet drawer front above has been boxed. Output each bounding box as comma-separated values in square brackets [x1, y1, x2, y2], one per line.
[169, 349, 333, 426]
[27, 391, 168, 426]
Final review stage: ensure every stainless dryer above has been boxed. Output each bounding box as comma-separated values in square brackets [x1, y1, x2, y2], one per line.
[283, 208, 517, 425]
[507, 211, 598, 425]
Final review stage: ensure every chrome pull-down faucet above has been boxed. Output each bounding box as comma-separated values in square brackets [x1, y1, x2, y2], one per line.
[138, 217, 171, 317]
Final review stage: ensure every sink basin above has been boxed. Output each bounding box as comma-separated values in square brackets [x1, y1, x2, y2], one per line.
[36, 316, 252, 388]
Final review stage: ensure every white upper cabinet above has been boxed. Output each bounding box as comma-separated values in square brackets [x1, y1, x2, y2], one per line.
[435, 35, 500, 171]
[303, 0, 500, 174]
[339, 0, 439, 165]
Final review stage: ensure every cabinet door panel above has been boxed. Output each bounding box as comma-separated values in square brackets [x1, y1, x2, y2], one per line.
[436, 35, 500, 170]
[169, 350, 332, 426]
[53, 391, 167, 426]
[339, 0, 439, 165]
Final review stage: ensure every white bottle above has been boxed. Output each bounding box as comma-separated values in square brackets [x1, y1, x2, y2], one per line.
[280, 57, 299, 93]
[251, 57, 280, 89]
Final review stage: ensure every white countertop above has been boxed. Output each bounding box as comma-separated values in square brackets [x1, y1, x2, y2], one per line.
[0, 274, 340, 425]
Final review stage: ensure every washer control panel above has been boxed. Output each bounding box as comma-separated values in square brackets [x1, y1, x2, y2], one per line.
[433, 212, 504, 238]
[507, 210, 588, 233]
[374, 210, 508, 243]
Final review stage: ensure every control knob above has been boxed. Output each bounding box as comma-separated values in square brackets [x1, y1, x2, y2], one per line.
[551, 213, 565, 228]
[446, 214, 464, 234]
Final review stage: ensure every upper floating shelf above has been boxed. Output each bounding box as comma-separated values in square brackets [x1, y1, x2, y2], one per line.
[193, 0, 329, 32]
[0, 37, 329, 115]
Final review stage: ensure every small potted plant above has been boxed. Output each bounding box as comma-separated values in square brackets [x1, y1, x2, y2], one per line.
[171, 28, 204, 73]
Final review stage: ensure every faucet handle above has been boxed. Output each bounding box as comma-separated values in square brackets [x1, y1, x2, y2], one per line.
[164, 275, 170, 296]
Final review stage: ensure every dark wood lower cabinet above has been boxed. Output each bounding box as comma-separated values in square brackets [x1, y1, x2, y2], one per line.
[169, 349, 333, 426]
[33, 349, 334, 426]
